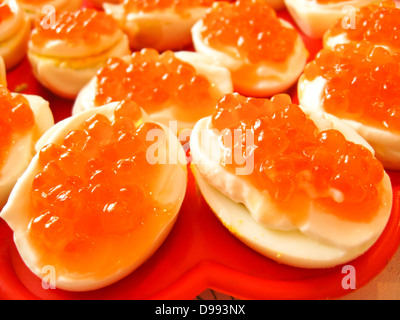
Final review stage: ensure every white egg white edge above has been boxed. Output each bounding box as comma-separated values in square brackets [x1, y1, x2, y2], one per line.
[0, 93, 54, 208]
[298, 74, 400, 170]
[0, 102, 188, 292]
[103, 3, 209, 51]
[191, 18, 309, 97]
[72, 50, 234, 131]
[27, 33, 131, 99]
[189, 110, 393, 269]
[0, 0, 31, 71]
[284, 0, 378, 39]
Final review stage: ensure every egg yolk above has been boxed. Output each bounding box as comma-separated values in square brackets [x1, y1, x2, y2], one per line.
[124, 0, 213, 15]
[201, 0, 297, 64]
[95, 48, 220, 124]
[0, 86, 35, 172]
[31, 8, 119, 47]
[328, 1, 400, 49]
[0, 2, 13, 22]
[211, 93, 384, 223]
[28, 101, 173, 277]
[304, 41, 400, 133]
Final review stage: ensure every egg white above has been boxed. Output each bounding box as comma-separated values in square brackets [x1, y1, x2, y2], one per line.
[191, 18, 308, 97]
[190, 108, 392, 269]
[284, 0, 378, 39]
[298, 75, 400, 170]
[0, 102, 188, 291]
[73, 50, 233, 131]
[104, 3, 210, 51]
[27, 32, 131, 99]
[0, 0, 31, 70]
[0, 93, 54, 208]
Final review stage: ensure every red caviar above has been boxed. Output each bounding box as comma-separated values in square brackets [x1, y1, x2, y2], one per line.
[304, 41, 400, 133]
[95, 48, 220, 123]
[29, 101, 175, 275]
[0, 1, 13, 23]
[212, 93, 384, 222]
[31, 8, 119, 47]
[124, 0, 213, 14]
[0, 86, 35, 171]
[201, 0, 298, 64]
[328, 1, 400, 50]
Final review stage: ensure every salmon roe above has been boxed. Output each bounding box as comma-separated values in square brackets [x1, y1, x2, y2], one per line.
[212, 93, 384, 222]
[124, 0, 213, 14]
[0, 1, 13, 23]
[28, 101, 174, 274]
[0, 86, 35, 171]
[201, 0, 298, 64]
[304, 41, 400, 133]
[31, 8, 119, 47]
[329, 1, 400, 49]
[96, 48, 220, 123]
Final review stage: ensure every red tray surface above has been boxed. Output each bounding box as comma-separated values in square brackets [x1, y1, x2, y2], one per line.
[1, 8, 400, 300]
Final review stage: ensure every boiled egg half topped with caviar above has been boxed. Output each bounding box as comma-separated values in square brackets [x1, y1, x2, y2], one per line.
[28, 8, 131, 99]
[190, 93, 392, 268]
[298, 41, 400, 170]
[0, 86, 53, 207]
[1, 100, 187, 291]
[73, 48, 233, 132]
[191, 0, 308, 97]
[284, 0, 378, 39]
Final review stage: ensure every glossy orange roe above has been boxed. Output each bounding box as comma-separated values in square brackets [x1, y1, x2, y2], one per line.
[28, 101, 172, 275]
[0, 86, 35, 170]
[31, 8, 119, 47]
[96, 48, 219, 123]
[304, 41, 400, 133]
[124, 0, 213, 14]
[201, 0, 298, 64]
[212, 93, 384, 222]
[0, 2, 13, 23]
[329, 1, 400, 49]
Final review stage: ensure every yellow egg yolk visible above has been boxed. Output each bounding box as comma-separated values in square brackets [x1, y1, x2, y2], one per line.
[0, 86, 35, 173]
[31, 8, 119, 48]
[28, 101, 174, 277]
[211, 93, 385, 223]
[200, 0, 298, 64]
[304, 41, 400, 133]
[329, 1, 400, 50]
[95, 48, 220, 124]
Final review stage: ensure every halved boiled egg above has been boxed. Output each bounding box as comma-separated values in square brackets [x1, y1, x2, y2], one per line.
[323, 1, 400, 51]
[284, 0, 378, 39]
[0, 0, 31, 70]
[298, 41, 400, 170]
[73, 48, 233, 132]
[27, 8, 131, 99]
[1, 100, 187, 291]
[190, 93, 392, 268]
[17, 0, 82, 21]
[0, 86, 54, 207]
[191, 0, 308, 97]
[103, 0, 213, 51]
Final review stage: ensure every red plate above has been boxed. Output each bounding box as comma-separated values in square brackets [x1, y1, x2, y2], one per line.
[1, 7, 400, 300]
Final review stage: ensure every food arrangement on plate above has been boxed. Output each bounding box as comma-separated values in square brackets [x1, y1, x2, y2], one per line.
[0, 0, 399, 299]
